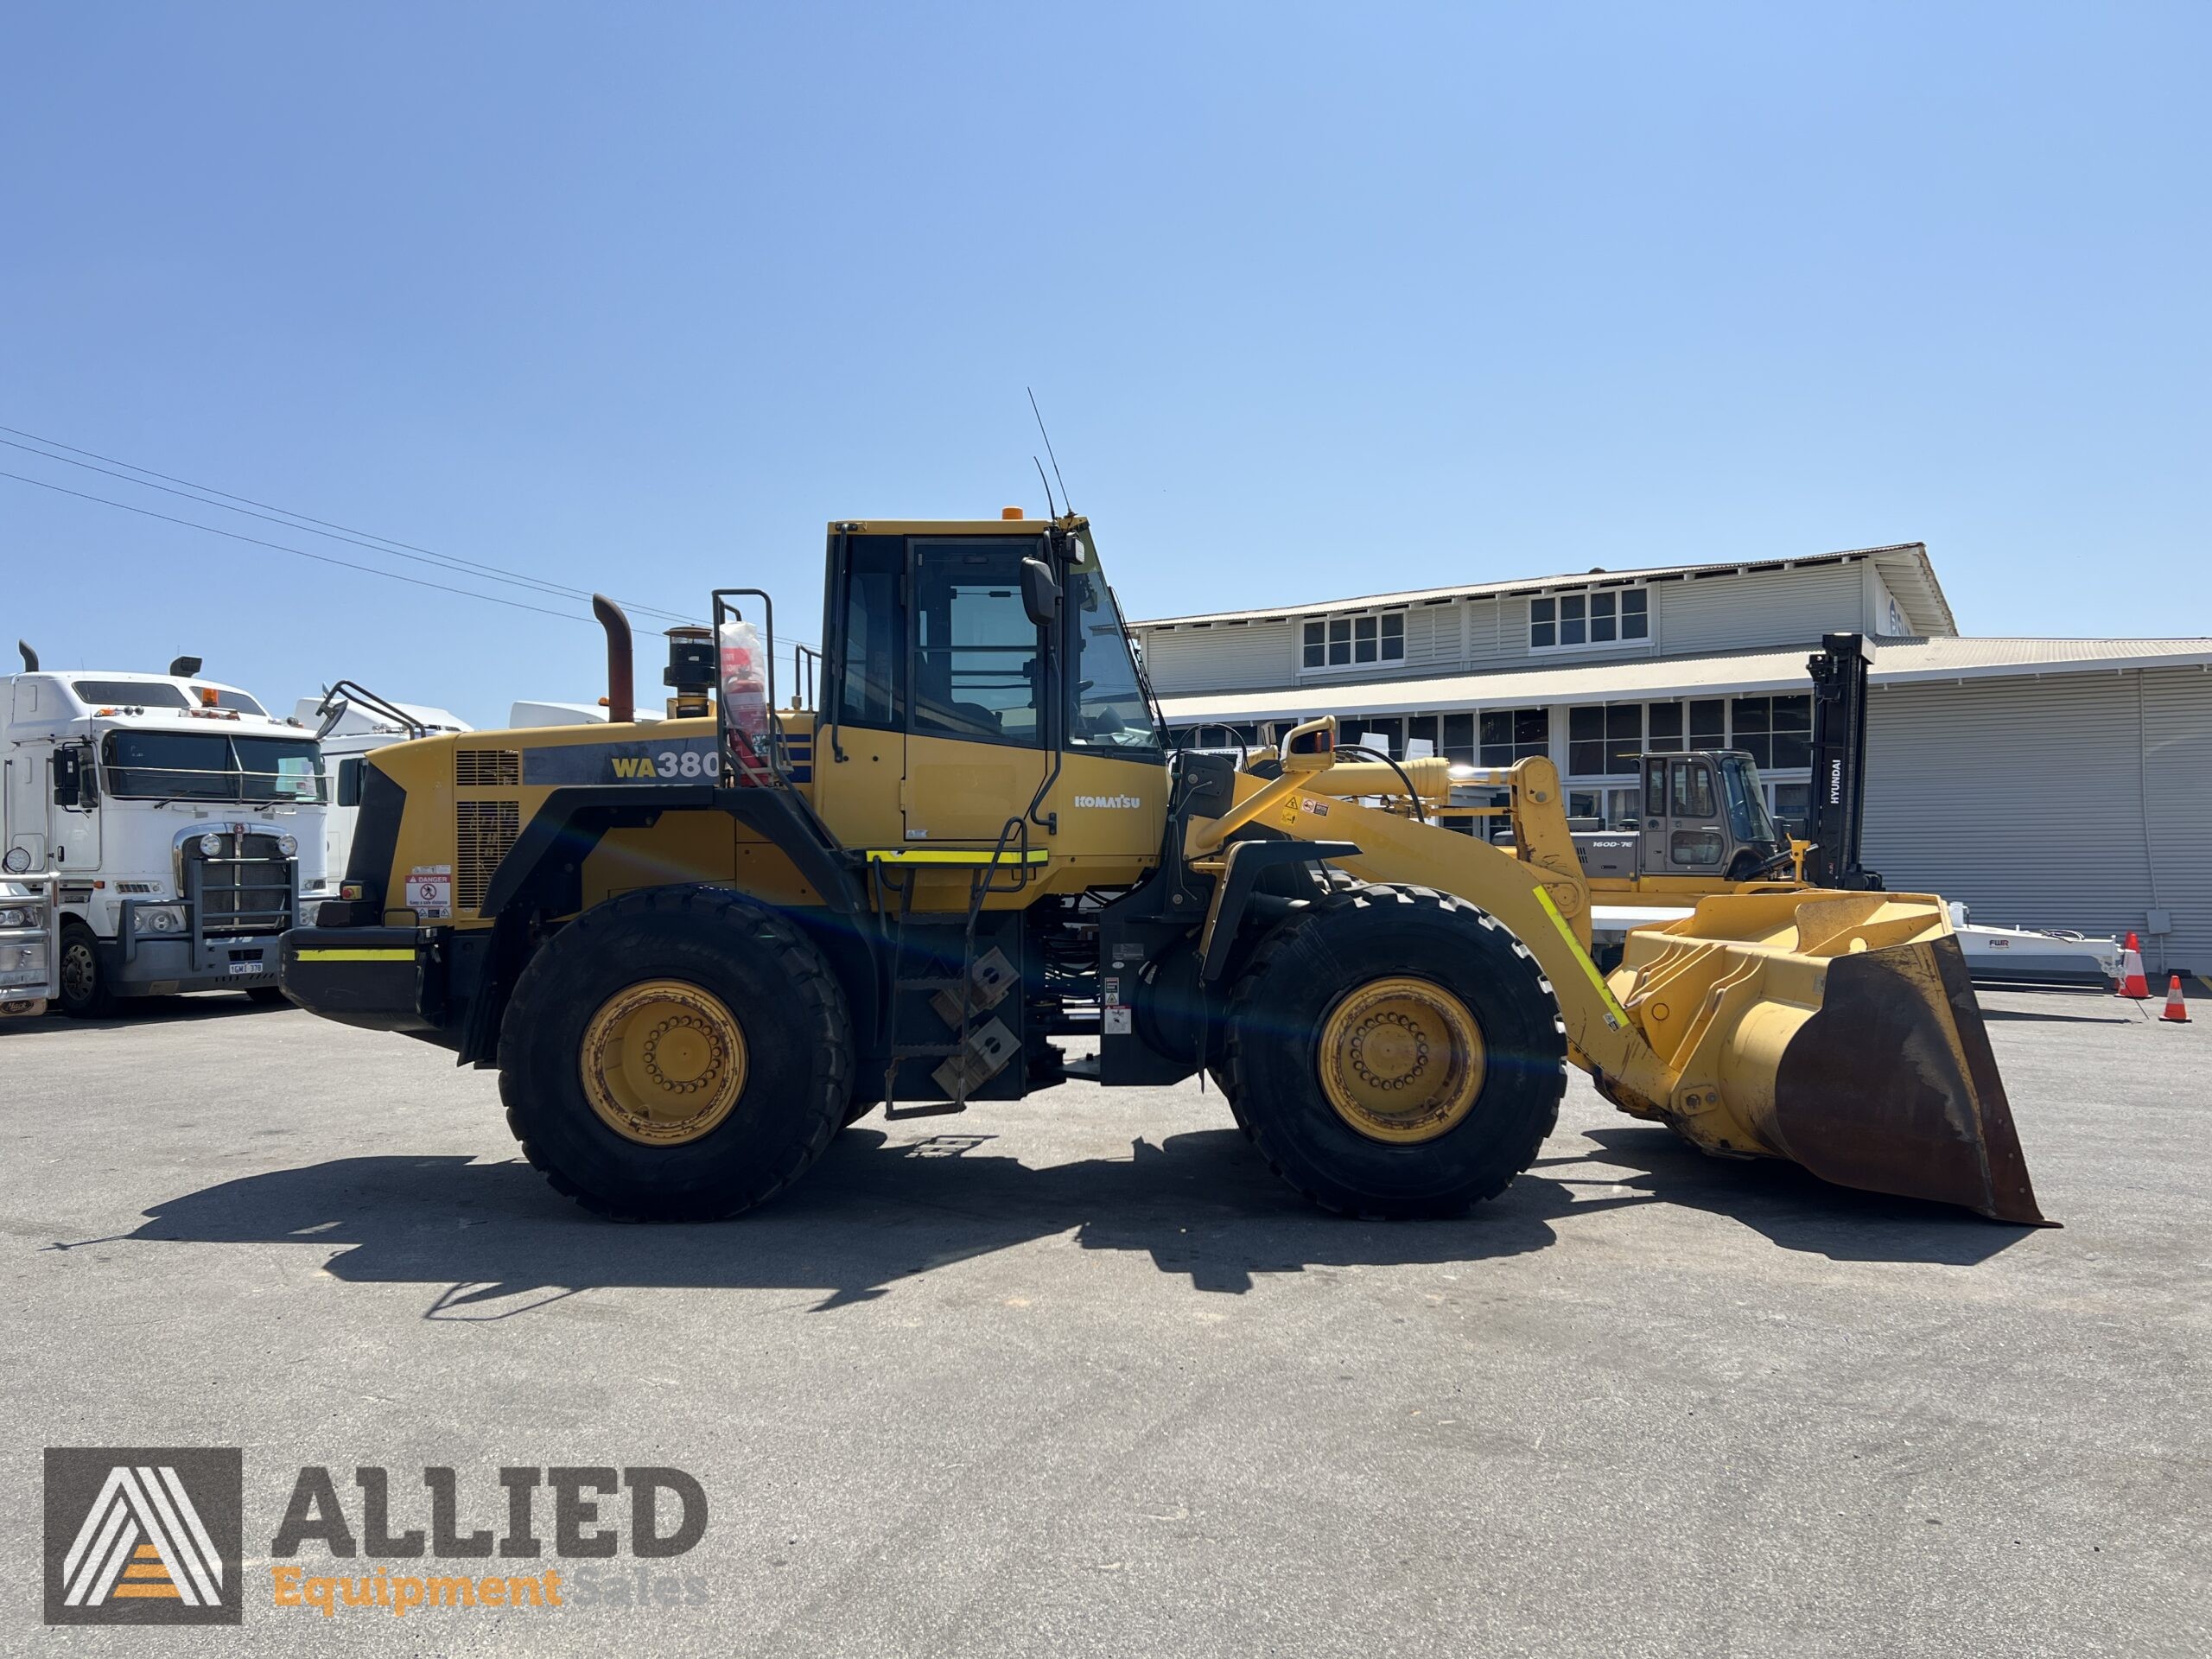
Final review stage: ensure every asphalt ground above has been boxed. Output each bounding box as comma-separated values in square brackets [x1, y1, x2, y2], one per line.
[0, 984, 2203, 1657]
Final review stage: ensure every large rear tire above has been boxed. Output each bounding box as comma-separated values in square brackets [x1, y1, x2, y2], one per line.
[498, 887, 854, 1220]
[1222, 882, 1566, 1218]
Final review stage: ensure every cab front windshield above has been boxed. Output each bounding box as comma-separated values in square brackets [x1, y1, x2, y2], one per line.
[1719, 754, 1779, 846]
[1065, 531, 1161, 753]
[102, 731, 326, 803]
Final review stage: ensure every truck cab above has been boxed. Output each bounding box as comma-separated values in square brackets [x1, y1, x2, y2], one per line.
[3, 663, 328, 1015]
[1574, 748, 1792, 885]
[1451, 747, 1795, 891]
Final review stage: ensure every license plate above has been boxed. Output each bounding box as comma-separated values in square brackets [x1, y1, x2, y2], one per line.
[227, 961, 261, 976]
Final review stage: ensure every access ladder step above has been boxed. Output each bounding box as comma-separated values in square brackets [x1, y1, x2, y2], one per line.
[882, 1099, 968, 1121]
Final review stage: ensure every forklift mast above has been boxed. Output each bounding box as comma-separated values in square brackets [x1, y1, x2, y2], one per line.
[1803, 632, 1883, 891]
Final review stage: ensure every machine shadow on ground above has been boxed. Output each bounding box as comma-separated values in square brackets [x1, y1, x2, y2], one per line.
[75, 1115, 2038, 1317]
[0, 995, 289, 1038]
[1543, 1126, 2043, 1265]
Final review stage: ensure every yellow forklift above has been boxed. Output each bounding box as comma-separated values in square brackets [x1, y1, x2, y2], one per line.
[280, 513, 2044, 1228]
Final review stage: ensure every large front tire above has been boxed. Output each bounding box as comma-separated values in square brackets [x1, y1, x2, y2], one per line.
[498, 887, 854, 1220]
[1223, 883, 1566, 1218]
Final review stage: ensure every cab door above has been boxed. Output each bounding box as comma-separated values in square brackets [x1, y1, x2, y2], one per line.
[36, 740, 103, 873]
[1655, 756, 1727, 875]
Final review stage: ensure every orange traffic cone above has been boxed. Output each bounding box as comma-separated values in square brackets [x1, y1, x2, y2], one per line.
[2119, 947, 2152, 999]
[2162, 976, 2190, 1023]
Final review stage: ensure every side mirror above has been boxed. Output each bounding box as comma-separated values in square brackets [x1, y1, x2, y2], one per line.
[1020, 557, 1061, 628]
[52, 748, 83, 808]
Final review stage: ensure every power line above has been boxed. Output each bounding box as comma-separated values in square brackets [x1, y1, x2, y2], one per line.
[0, 468, 601, 624]
[0, 423, 823, 664]
[0, 427, 699, 625]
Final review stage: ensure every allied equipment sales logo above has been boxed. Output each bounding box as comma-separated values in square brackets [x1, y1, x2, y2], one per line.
[44, 1451, 709, 1626]
[44, 1447, 245, 1625]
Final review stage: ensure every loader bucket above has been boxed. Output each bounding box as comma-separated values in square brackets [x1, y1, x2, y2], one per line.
[1609, 891, 2050, 1225]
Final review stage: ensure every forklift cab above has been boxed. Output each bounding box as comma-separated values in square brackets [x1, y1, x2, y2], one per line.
[1638, 750, 1785, 880]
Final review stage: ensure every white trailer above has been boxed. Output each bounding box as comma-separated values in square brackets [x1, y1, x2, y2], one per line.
[3, 650, 328, 1016]
[296, 685, 469, 880]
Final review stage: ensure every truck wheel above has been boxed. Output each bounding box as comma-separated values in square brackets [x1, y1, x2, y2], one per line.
[1223, 883, 1566, 1219]
[498, 887, 855, 1221]
[57, 922, 115, 1019]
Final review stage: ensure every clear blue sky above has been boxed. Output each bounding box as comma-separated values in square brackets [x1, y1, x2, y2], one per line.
[3, 3, 2204, 729]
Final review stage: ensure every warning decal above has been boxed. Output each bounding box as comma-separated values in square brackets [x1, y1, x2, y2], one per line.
[405, 865, 453, 919]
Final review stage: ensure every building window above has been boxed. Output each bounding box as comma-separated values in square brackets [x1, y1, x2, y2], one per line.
[1441, 712, 1475, 763]
[1531, 588, 1647, 652]
[1303, 613, 1406, 670]
[1729, 694, 1812, 770]
[1479, 708, 1548, 766]
[1344, 716, 1404, 756]
[1689, 698, 1726, 749]
[1568, 704, 1643, 776]
[1646, 702, 1684, 753]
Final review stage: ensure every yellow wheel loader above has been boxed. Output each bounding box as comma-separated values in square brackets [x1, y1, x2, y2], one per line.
[279, 513, 2046, 1227]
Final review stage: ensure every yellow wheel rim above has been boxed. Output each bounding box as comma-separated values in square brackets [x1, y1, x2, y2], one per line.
[580, 979, 748, 1146]
[1318, 976, 1485, 1145]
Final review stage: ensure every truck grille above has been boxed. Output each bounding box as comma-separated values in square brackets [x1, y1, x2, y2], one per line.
[455, 800, 521, 915]
[189, 830, 296, 936]
[455, 748, 522, 788]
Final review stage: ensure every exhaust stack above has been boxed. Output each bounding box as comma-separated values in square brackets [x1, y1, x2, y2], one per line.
[592, 595, 634, 725]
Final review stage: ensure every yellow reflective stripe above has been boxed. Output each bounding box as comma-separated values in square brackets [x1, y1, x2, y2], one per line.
[864, 849, 1052, 865]
[296, 948, 415, 962]
[1532, 887, 1627, 1030]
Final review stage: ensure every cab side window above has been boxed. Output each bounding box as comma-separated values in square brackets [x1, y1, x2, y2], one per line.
[1670, 759, 1716, 818]
[911, 546, 1044, 747]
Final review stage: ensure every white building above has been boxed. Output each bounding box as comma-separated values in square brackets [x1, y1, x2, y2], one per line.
[1134, 543, 2211, 976]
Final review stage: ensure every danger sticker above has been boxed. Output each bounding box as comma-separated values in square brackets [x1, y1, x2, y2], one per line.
[406, 865, 453, 919]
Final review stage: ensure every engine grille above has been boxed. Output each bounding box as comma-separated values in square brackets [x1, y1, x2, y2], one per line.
[189, 830, 296, 936]
[455, 748, 522, 788]
[455, 800, 521, 915]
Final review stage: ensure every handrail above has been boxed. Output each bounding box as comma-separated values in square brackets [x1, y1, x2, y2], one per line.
[316, 680, 429, 741]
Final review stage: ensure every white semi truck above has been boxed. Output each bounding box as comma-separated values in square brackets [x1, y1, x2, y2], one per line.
[3, 646, 328, 1016]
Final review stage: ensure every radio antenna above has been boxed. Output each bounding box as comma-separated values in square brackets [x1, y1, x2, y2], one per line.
[1027, 387, 1071, 516]
[1033, 455, 1058, 520]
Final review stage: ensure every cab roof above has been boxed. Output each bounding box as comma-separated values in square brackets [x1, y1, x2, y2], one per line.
[826, 514, 1087, 537]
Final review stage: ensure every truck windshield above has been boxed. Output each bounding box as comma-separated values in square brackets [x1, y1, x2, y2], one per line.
[1065, 531, 1162, 754]
[102, 732, 326, 803]
[1719, 754, 1779, 845]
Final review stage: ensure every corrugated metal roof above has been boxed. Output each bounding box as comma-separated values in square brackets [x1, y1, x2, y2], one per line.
[1137, 543, 1957, 637]
[1158, 635, 2212, 724]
